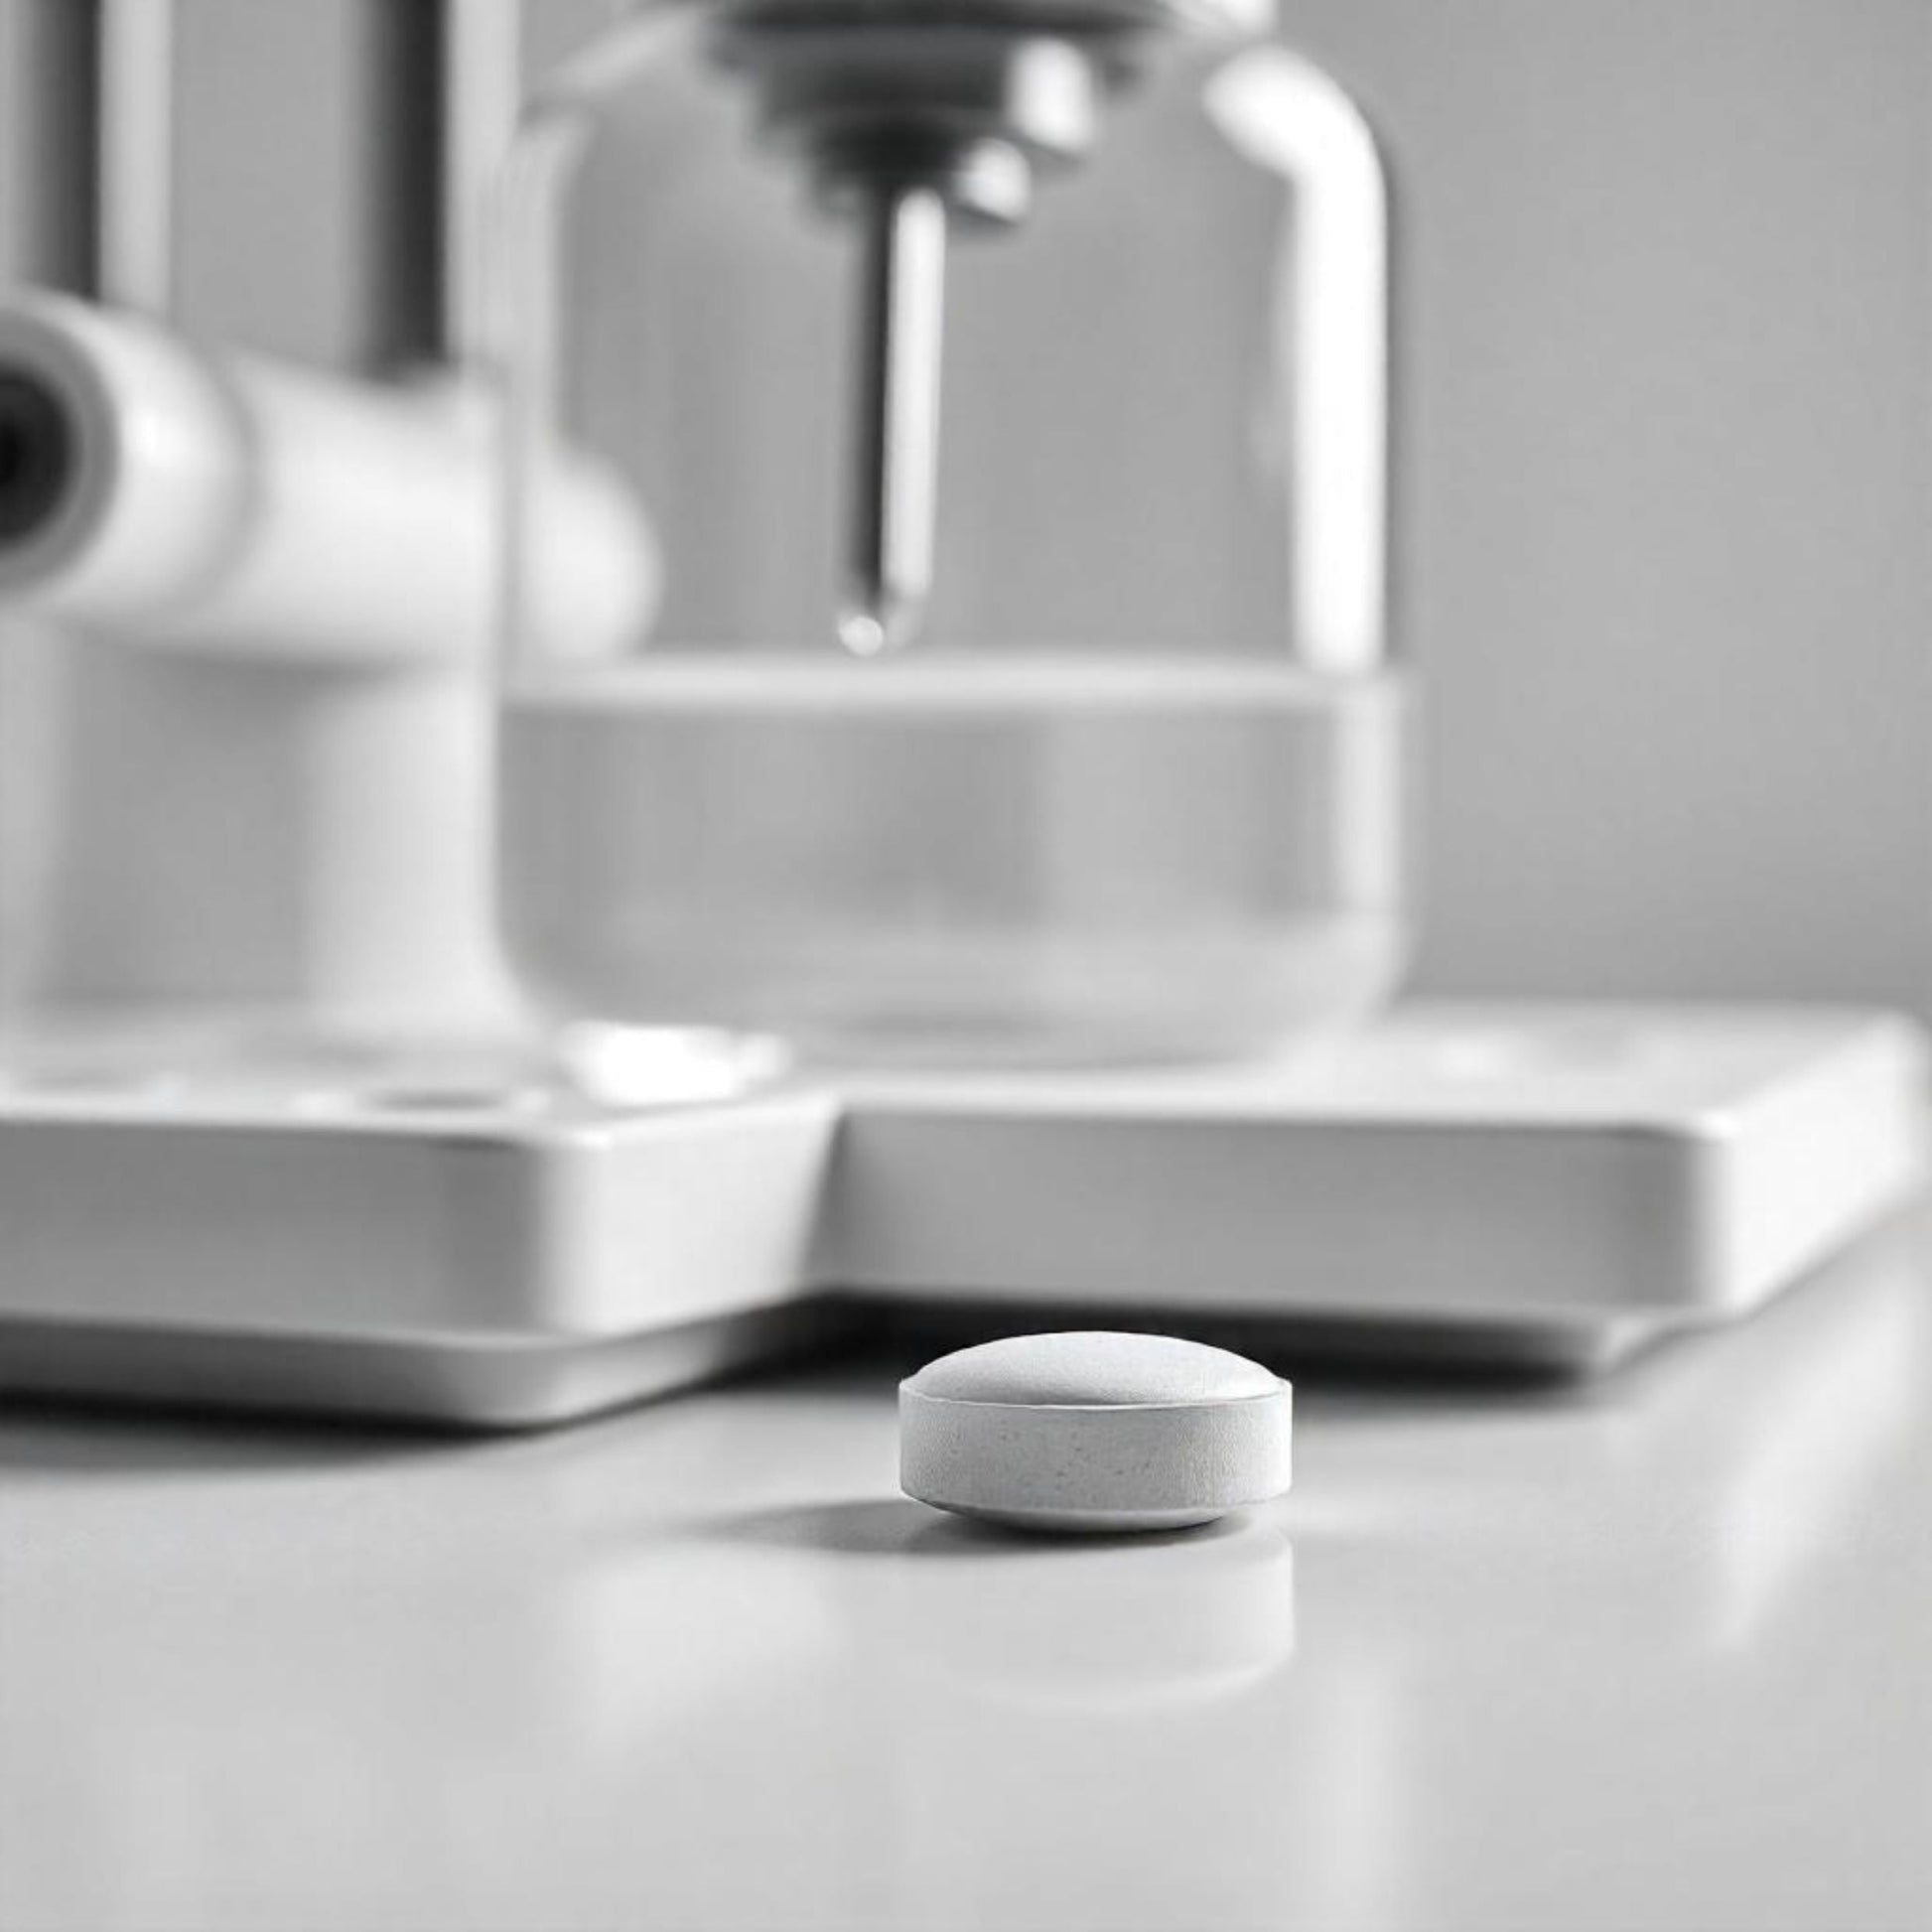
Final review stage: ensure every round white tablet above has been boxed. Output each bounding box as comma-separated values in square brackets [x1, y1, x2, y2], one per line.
[898, 1331, 1293, 1533]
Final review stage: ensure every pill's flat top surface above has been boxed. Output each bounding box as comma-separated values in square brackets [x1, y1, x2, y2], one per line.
[902, 1331, 1283, 1408]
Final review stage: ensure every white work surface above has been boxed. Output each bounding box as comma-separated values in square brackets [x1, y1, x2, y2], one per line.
[5, 1202, 1931, 1932]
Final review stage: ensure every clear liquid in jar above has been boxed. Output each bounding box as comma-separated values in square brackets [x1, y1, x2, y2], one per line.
[500, 655, 1410, 1067]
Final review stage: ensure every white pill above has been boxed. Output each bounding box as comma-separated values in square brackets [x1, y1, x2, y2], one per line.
[899, 1331, 1293, 1534]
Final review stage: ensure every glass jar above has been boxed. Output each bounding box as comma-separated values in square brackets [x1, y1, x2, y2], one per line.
[495, 0, 1408, 1067]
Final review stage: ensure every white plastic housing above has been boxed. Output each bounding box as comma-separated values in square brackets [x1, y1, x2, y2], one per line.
[0, 293, 654, 665]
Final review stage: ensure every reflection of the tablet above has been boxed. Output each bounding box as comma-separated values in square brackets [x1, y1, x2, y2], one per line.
[691, 1496, 1305, 1928]
[2, 1207, 1925, 1930]
[706, 1495, 1298, 1708]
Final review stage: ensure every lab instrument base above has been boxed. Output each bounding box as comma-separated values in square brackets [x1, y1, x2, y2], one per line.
[0, 1005, 1921, 1426]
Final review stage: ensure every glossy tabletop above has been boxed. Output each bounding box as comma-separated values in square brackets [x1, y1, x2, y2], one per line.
[5, 1205, 1931, 1932]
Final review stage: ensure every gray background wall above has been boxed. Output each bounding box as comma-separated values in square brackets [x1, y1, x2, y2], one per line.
[8, 0, 1930, 1019]
[1275, 1, 1931, 1019]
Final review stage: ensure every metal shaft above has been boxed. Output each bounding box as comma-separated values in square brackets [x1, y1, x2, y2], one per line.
[839, 182, 947, 656]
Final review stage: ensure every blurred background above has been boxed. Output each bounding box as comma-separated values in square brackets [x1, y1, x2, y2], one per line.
[2, 0, 1925, 1020]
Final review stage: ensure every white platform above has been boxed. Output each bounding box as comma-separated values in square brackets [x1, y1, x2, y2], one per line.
[0, 1004, 1922, 1424]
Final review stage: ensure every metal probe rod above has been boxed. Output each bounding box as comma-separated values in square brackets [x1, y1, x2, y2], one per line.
[839, 182, 948, 656]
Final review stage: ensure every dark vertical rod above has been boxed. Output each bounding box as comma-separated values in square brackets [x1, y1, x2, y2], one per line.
[0, 0, 102, 294]
[358, 0, 448, 369]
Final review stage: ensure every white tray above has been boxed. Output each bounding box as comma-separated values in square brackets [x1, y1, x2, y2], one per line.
[0, 1004, 1921, 1424]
